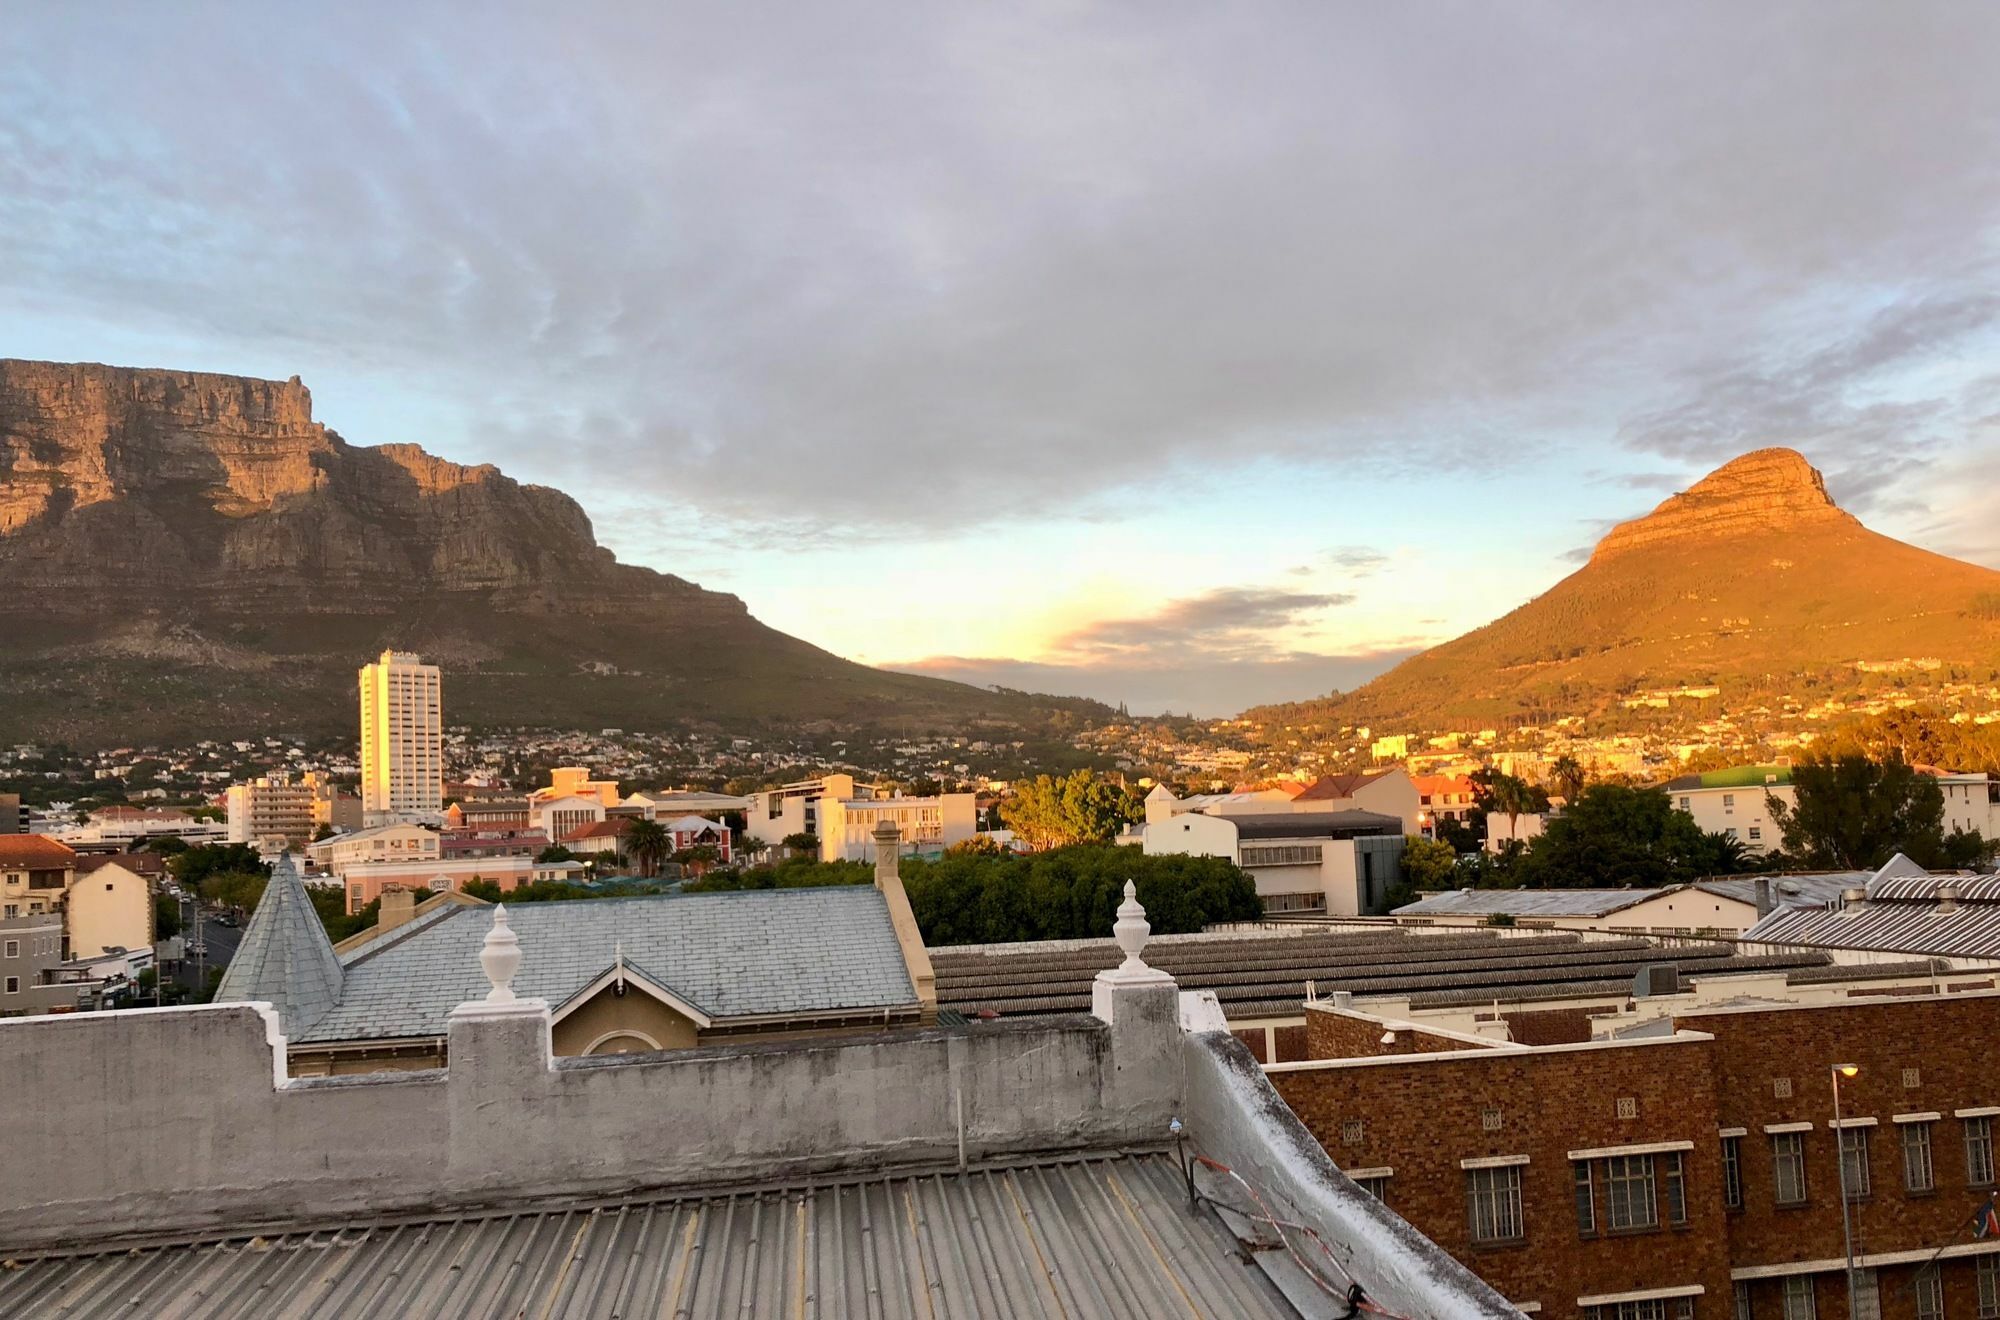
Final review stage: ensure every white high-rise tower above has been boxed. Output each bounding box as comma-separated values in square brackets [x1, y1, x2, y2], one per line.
[358, 650, 443, 825]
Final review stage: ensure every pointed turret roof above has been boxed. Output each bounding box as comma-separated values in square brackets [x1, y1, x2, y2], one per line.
[214, 853, 344, 1035]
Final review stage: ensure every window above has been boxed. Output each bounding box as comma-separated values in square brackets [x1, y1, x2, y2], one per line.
[1465, 1166, 1524, 1244]
[1722, 1136, 1744, 1210]
[1749, 826, 1762, 842]
[1664, 1151, 1689, 1225]
[1679, 796, 1691, 810]
[1353, 1174, 1389, 1204]
[1915, 1267, 1944, 1320]
[1783, 1276, 1817, 1320]
[1970, 1117, 1996, 1186]
[1723, 793, 1736, 809]
[2, 939, 15, 958]
[3, 976, 16, 993]
[1773, 1132, 1808, 1205]
[1905, 1122, 1936, 1193]
[1839, 1128, 1871, 1200]
[1735, 1281, 1753, 1320]
[1575, 1161, 1596, 1234]
[1852, 1270, 1881, 1320]
[1606, 1154, 1660, 1230]
[1585, 1301, 1682, 1320]
[1979, 1255, 2000, 1319]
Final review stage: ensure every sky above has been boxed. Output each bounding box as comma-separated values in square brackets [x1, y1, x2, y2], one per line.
[5, 3, 2000, 716]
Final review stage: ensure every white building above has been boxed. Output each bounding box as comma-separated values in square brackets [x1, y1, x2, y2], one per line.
[530, 795, 605, 845]
[818, 794, 978, 862]
[1142, 809, 1406, 916]
[308, 822, 440, 879]
[1661, 765, 1794, 854]
[358, 650, 443, 826]
[1940, 772, 2000, 841]
[745, 774, 868, 846]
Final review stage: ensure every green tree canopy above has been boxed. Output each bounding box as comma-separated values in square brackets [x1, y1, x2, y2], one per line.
[1399, 837, 1459, 891]
[1768, 754, 1953, 869]
[623, 818, 672, 877]
[1520, 784, 1752, 887]
[999, 771, 1140, 850]
[167, 842, 268, 890]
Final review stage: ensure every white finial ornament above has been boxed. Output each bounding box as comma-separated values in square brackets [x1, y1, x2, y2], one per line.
[480, 904, 522, 1002]
[1113, 880, 1152, 972]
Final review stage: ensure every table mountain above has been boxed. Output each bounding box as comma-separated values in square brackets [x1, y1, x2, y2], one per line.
[1257, 448, 2000, 728]
[0, 359, 1105, 744]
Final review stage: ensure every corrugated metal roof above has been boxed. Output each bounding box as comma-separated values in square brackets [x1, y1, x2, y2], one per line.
[0, 1154, 1301, 1320]
[1693, 876, 1864, 908]
[1393, 888, 1665, 918]
[302, 888, 917, 1043]
[1743, 872, 2000, 960]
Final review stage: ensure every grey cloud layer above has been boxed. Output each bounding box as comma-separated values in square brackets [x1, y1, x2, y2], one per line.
[5, 2, 1999, 550]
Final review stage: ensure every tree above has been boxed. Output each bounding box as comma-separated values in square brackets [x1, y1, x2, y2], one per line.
[536, 844, 579, 864]
[780, 832, 819, 856]
[141, 834, 189, 856]
[1549, 755, 1586, 803]
[999, 771, 1139, 850]
[1520, 784, 1751, 887]
[623, 819, 672, 878]
[312, 823, 335, 843]
[1769, 755, 1949, 869]
[1471, 769, 1548, 844]
[672, 844, 721, 877]
[153, 892, 182, 939]
[168, 843, 268, 892]
[1400, 837, 1458, 891]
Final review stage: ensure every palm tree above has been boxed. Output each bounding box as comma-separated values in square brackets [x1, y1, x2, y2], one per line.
[623, 819, 671, 878]
[1550, 755, 1585, 804]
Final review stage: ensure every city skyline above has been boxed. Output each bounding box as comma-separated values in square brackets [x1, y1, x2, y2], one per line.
[6, 5, 2000, 715]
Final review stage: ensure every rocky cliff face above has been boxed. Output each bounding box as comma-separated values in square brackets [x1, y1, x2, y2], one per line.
[0, 360, 1085, 743]
[1589, 448, 1859, 562]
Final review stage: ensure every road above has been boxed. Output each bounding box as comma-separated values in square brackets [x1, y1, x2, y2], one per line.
[168, 913, 243, 997]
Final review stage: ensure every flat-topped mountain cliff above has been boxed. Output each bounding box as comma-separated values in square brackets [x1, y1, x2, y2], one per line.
[1252, 448, 2000, 729]
[0, 360, 1104, 744]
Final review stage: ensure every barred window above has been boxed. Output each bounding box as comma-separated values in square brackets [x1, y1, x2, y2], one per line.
[1839, 1128, 1871, 1200]
[1574, 1161, 1596, 1234]
[1773, 1133, 1808, 1206]
[1979, 1255, 2000, 1319]
[1722, 1136, 1744, 1211]
[1735, 1281, 1752, 1320]
[1585, 1301, 1684, 1320]
[1969, 1117, 1996, 1187]
[1915, 1267, 1943, 1320]
[1606, 1154, 1659, 1230]
[1664, 1150, 1688, 1226]
[1783, 1276, 1817, 1320]
[1465, 1165, 1524, 1244]
[1904, 1122, 1935, 1193]
[1354, 1174, 1389, 1204]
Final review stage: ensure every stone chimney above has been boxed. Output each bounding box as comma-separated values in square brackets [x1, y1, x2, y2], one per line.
[379, 887, 419, 932]
[872, 819, 936, 1023]
[1754, 876, 1774, 919]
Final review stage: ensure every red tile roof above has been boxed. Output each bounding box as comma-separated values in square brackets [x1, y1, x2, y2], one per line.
[561, 819, 631, 843]
[0, 834, 79, 868]
[78, 852, 167, 876]
[1294, 773, 1376, 801]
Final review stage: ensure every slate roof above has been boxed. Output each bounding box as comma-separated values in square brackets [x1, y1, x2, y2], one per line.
[930, 926, 1839, 1021]
[302, 888, 918, 1043]
[214, 854, 345, 1034]
[0, 1154, 1299, 1320]
[1394, 888, 1665, 919]
[1228, 810, 1403, 840]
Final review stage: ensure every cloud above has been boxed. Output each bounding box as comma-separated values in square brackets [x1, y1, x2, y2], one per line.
[1051, 587, 1353, 663]
[5, 3, 1999, 551]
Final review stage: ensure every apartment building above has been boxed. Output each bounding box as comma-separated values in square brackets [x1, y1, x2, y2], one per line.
[358, 650, 443, 825]
[1269, 987, 2000, 1318]
[817, 793, 975, 861]
[0, 913, 69, 1014]
[1940, 773, 2000, 841]
[0, 793, 24, 834]
[0, 835, 75, 920]
[225, 774, 316, 846]
[307, 822, 440, 879]
[1663, 765, 1794, 854]
[64, 858, 152, 959]
[1414, 774, 1480, 836]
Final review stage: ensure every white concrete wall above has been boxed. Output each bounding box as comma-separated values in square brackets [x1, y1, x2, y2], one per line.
[0, 983, 1181, 1250]
[1671, 782, 1791, 853]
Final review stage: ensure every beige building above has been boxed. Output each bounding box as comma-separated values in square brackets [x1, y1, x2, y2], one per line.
[817, 793, 977, 861]
[307, 822, 440, 879]
[358, 650, 443, 825]
[1662, 764, 1793, 854]
[64, 859, 153, 959]
[533, 767, 621, 808]
[745, 773, 865, 846]
[225, 774, 316, 847]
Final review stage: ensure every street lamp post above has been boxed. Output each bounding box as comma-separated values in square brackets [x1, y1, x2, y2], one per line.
[1832, 1063, 1861, 1320]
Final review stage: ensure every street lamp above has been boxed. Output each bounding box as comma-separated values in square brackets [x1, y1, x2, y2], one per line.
[1832, 1064, 1861, 1320]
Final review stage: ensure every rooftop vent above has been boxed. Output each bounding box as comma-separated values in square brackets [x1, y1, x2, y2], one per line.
[1841, 886, 1867, 913]
[1631, 964, 1680, 998]
[1937, 880, 1960, 914]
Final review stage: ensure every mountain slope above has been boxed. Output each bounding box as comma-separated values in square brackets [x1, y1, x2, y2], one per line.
[0, 359, 1106, 744]
[1264, 449, 2000, 727]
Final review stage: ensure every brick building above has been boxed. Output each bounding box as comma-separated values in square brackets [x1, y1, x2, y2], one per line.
[1269, 990, 2000, 1318]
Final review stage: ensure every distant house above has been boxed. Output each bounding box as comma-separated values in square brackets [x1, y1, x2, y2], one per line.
[1660, 763, 1793, 854]
[1143, 809, 1406, 916]
[1293, 768, 1424, 837]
